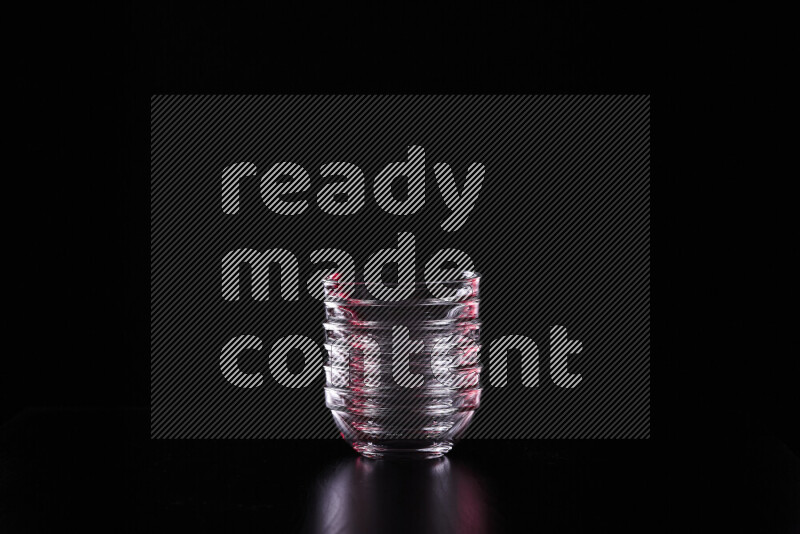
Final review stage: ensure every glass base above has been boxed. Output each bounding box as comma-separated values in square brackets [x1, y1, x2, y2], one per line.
[349, 439, 453, 460]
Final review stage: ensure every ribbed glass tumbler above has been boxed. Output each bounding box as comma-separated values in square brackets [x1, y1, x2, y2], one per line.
[322, 271, 482, 459]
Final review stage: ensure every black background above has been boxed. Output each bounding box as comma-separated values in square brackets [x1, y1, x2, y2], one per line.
[3, 4, 798, 533]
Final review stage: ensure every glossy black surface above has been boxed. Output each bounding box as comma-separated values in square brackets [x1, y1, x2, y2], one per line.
[2, 409, 798, 533]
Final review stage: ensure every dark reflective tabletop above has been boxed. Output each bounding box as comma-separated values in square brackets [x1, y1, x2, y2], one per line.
[1, 409, 798, 533]
[303, 456, 492, 534]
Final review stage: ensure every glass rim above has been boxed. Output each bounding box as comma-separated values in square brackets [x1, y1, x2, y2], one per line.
[323, 270, 480, 286]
